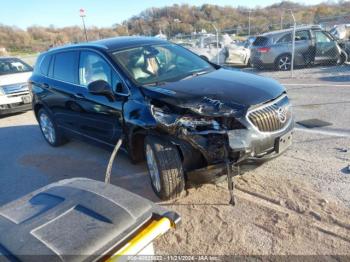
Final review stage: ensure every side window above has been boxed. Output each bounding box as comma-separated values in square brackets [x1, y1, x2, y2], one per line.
[79, 51, 112, 87]
[277, 33, 292, 43]
[39, 55, 51, 76]
[315, 31, 331, 43]
[53, 51, 78, 83]
[295, 30, 310, 41]
[155, 46, 174, 67]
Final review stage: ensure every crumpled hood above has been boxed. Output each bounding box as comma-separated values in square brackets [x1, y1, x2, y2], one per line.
[142, 68, 285, 116]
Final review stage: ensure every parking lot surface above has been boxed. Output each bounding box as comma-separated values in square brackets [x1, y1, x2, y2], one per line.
[1, 66, 350, 255]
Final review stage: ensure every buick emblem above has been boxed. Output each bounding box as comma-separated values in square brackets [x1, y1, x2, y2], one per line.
[276, 107, 288, 123]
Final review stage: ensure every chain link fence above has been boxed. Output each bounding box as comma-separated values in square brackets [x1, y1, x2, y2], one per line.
[18, 54, 38, 66]
[12, 13, 350, 84]
[170, 14, 350, 83]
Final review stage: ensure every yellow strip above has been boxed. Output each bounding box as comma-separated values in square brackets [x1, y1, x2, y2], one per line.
[107, 217, 172, 261]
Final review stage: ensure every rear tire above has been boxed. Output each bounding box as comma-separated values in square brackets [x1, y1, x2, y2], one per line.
[275, 54, 292, 71]
[144, 136, 185, 200]
[38, 108, 67, 147]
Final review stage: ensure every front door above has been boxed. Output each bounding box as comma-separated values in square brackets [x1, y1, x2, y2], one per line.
[314, 31, 340, 64]
[72, 50, 125, 145]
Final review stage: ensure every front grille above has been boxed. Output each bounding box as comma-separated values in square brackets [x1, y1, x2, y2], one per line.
[2, 83, 28, 95]
[248, 95, 291, 132]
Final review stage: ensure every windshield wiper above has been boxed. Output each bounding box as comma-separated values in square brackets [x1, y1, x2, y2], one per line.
[143, 81, 168, 87]
[180, 70, 211, 81]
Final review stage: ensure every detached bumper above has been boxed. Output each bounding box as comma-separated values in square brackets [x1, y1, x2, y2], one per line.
[186, 119, 294, 183]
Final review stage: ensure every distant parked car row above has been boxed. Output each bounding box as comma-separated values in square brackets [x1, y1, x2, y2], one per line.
[177, 25, 350, 71]
[251, 25, 349, 71]
[0, 57, 33, 115]
[178, 38, 253, 67]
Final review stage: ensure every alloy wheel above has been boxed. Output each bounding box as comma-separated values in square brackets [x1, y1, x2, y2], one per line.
[146, 144, 161, 193]
[278, 56, 291, 71]
[39, 112, 56, 144]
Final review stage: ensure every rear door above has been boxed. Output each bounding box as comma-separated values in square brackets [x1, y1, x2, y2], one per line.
[314, 30, 340, 63]
[294, 30, 313, 65]
[43, 50, 81, 132]
[275, 31, 311, 65]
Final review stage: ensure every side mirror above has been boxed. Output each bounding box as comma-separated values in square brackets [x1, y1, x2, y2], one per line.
[88, 80, 115, 101]
[114, 82, 129, 97]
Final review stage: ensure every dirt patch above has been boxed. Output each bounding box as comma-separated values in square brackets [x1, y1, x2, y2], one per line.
[155, 173, 350, 255]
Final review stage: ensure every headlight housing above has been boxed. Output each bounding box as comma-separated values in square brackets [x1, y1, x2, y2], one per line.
[151, 106, 179, 126]
[178, 116, 221, 132]
[151, 105, 221, 132]
[0, 87, 5, 96]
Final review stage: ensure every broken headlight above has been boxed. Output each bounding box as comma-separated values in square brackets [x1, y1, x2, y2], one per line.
[151, 105, 221, 132]
[151, 105, 179, 126]
[178, 116, 221, 132]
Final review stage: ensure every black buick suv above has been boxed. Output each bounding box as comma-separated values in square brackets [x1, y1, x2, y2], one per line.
[30, 37, 294, 200]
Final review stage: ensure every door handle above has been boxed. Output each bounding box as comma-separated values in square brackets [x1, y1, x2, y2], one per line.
[42, 83, 50, 89]
[74, 93, 85, 99]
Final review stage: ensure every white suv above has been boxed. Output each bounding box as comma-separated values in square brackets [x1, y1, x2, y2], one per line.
[0, 57, 33, 115]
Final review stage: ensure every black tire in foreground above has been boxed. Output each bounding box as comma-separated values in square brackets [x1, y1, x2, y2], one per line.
[38, 108, 67, 147]
[144, 135, 185, 200]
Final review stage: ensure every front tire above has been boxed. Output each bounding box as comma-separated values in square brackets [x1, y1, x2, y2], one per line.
[144, 136, 185, 200]
[38, 108, 67, 147]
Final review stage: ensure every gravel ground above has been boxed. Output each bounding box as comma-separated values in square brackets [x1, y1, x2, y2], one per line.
[0, 66, 349, 256]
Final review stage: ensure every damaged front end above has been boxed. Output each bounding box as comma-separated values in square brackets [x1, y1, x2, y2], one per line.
[147, 93, 294, 182]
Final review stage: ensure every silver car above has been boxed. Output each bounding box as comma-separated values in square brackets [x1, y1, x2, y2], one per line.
[251, 25, 348, 71]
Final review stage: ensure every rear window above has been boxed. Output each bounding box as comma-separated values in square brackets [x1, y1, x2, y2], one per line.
[253, 37, 269, 46]
[53, 51, 78, 83]
[277, 33, 292, 44]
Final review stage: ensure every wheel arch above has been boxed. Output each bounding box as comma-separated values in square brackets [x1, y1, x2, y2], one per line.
[33, 103, 44, 120]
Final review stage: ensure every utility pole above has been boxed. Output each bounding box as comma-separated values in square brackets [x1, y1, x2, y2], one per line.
[124, 23, 129, 36]
[79, 8, 88, 41]
[280, 12, 283, 29]
[248, 10, 252, 37]
[290, 10, 296, 78]
[212, 24, 220, 65]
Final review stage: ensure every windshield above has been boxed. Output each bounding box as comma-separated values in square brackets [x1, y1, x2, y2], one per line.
[0, 58, 33, 75]
[112, 43, 214, 85]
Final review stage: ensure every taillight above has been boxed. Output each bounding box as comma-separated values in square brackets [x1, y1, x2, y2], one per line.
[258, 47, 270, 53]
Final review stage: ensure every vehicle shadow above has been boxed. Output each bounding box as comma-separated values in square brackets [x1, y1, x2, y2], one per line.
[0, 111, 29, 119]
[0, 124, 159, 206]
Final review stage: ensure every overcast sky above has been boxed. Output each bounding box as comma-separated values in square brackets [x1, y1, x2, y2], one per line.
[1, 0, 327, 29]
